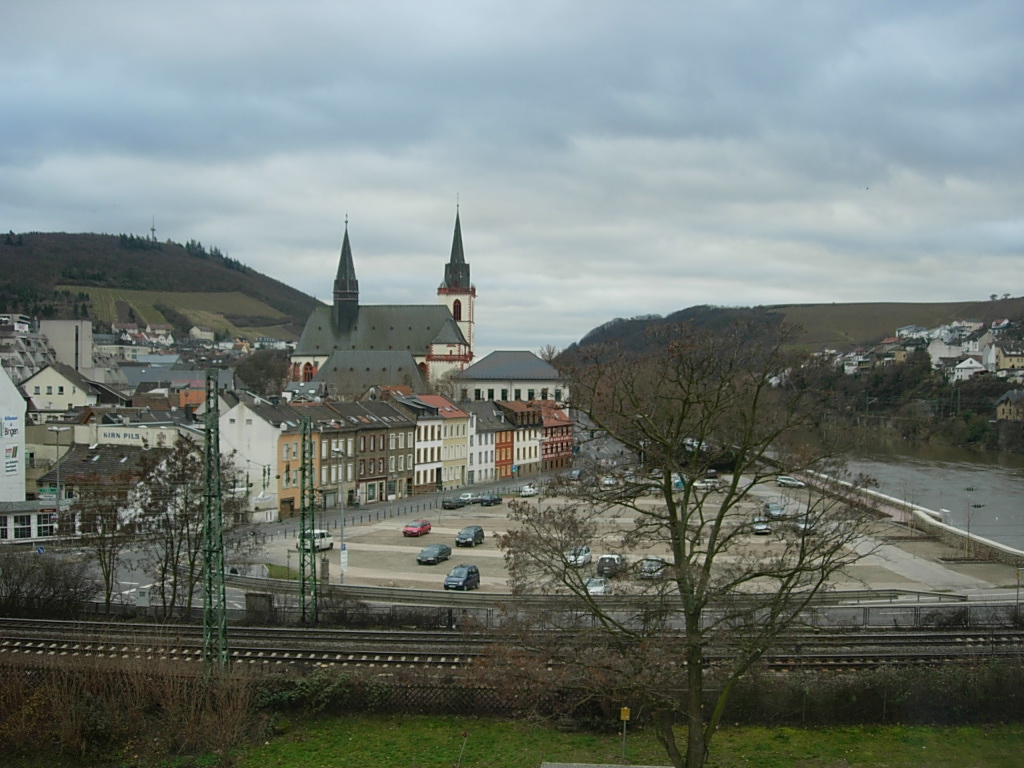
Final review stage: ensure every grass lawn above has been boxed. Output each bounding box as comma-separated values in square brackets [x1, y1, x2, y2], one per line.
[234, 715, 1024, 768]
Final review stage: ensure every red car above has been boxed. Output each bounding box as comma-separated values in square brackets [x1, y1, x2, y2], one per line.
[403, 518, 432, 537]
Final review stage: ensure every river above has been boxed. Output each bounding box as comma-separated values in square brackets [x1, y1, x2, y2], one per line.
[844, 440, 1024, 551]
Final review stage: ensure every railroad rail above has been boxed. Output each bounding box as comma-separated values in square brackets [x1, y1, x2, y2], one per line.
[2, 618, 1022, 673]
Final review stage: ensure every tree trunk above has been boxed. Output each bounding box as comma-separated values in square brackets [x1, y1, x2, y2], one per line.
[686, 620, 707, 767]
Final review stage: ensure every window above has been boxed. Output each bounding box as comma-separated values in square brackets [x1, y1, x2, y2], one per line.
[14, 514, 31, 539]
[487, 388, 494, 400]
[359, 460, 365, 476]
[33, 386, 40, 395]
[527, 389, 535, 400]
[407, 453, 413, 469]
[46, 386, 53, 395]
[58, 386, 65, 395]
[389, 456, 395, 473]
[514, 389, 522, 400]
[360, 435, 365, 452]
[398, 432, 404, 449]
[453, 299, 462, 321]
[541, 388, 548, 400]
[389, 433, 395, 451]
[554, 389, 562, 401]
[37, 513, 55, 537]
[282, 444, 289, 462]
[398, 455, 405, 471]
[460, 388, 468, 401]
[474, 389, 482, 400]
[501, 389, 508, 400]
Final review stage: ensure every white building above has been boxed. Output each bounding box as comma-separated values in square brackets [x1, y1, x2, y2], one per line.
[0, 366, 26, 502]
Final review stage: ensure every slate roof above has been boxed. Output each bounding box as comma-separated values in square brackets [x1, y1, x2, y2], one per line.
[295, 305, 467, 358]
[453, 351, 561, 381]
[460, 400, 511, 433]
[312, 350, 429, 395]
[38, 444, 149, 485]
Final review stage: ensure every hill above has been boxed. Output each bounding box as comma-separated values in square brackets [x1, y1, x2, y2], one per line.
[0, 232, 321, 340]
[566, 298, 1024, 356]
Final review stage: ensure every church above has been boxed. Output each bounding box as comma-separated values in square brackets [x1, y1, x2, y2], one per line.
[289, 210, 476, 394]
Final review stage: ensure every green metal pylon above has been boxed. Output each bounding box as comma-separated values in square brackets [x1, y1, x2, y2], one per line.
[298, 415, 318, 624]
[202, 369, 229, 669]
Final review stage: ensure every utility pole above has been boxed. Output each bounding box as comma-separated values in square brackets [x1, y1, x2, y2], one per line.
[202, 369, 228, 669]
[298, 416, 318, 624]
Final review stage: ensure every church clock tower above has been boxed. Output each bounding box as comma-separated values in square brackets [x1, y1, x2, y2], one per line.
[437, 207, 475, 357]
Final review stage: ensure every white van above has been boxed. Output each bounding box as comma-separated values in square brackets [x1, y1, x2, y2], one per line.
[297, 529, 333, 551]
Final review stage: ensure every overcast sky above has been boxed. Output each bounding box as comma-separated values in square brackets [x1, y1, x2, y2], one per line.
[3, 2, 1022, 356]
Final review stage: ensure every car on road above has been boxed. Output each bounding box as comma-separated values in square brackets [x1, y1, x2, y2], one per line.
[455, 525, 485, 547]
[478, 493, 502, 506]
[584, 576, 612, 595]
[403, 518, 432, 536]
[596, 553, 627, 577]
[520, 484, 539, 497]
[444, 564, 481, 590]
[751, 515, 772, 535]
[777, 475, 806, 488]
[458, 492, 482, 504]
[636, 556, 669, 579]
[441, 497, 466, 510]
[764, 501, 787, 520]
[564, 545, 592, 567]
[416, 543, 452, 565]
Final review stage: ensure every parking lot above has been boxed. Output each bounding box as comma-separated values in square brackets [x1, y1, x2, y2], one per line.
[265, 484, 796, 593]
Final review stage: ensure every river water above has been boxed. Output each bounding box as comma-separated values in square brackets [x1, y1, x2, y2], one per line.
[844, 440, 1024, 551]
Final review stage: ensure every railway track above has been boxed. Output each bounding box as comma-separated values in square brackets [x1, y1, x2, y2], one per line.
[2, 618, 1022, 672]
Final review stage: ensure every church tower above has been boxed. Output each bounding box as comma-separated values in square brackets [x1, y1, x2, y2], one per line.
[437, 207, 476, 356]
[332, 220, 359, 330]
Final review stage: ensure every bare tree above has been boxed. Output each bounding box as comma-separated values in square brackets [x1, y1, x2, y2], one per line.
[498, 322, 879, 768]
[135, 441, 246, 619]
[72, 469, 139, 612]
[538, 344, 561, 363]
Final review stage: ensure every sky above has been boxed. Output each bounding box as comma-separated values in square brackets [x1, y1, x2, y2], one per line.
[3, 2, 1023, 357]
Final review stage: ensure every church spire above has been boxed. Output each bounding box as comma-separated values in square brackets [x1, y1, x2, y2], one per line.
[441, 206, 470, 290]
[332, 217, 359, 329]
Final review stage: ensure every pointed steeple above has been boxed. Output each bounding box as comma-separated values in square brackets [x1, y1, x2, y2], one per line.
[332, 218, 359, 329]
[442, 207, 471, 290]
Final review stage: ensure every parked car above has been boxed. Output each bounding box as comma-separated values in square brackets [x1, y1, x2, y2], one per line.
[458, 492, 482, 504]
[567, 469, 583, 482]
[441, 497, 466, 510]
[403, 518, 432, 536]
[564, 545, 592, 567]
[444, 564, 481, 590]
[600, 475, 618, 488]
[777, 475, 806, 488]
[520, 484, 539, 497]
[416, 543, 452, 565]
[478, 493, 502, 506]
[636, 556, 669, 579]
[455, 525, 485, 547]
[692, 478, 721, 492]
[584, 576, 612, 595]
[751, 516, 772, 535]
[296, 529, 333, 551]
[764, 501, 787, 520]
[596, 553, 628, 577]
[791, 516, 818, 535]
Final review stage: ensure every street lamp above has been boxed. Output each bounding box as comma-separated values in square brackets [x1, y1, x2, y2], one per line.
[332, 448, 347, 583]
[48, 426, 70, 542]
